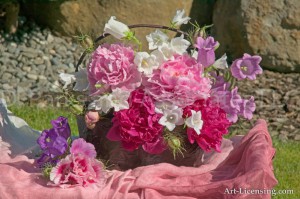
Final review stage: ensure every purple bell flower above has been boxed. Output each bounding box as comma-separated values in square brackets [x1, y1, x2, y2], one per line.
[51, 116, 71, 139]
[239, 96, 256, 120]
[37, 128, 68, 157]
[195, 36, 219, 68]
[231, 53, 262, 80]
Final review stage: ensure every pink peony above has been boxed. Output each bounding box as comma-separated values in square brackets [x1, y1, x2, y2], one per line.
[107, 89, 166, 154]
[70, 138, 97, 158]
[87, 44, 141, 95]
[50, 154, 104, 188]
[183, 98, 231, 152]
[143, 54, 211, 107]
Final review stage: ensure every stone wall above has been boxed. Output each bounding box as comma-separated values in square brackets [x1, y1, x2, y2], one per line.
[20, 0, 299, 72]
[213, 0, 300, 73]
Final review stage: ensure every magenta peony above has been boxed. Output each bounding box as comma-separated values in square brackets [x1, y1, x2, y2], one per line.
[87, 44, 141, 95]
[107, 89, 166, 154]
[143, 54, 211, 107]
[183, 98, 231, 152]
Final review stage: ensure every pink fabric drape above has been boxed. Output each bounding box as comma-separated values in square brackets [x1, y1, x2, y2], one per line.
[0, 98, 277, 199]
[0, 115, 277, 199]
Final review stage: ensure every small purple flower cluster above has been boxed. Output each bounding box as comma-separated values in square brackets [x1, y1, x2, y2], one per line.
[36, 116, 71, 167]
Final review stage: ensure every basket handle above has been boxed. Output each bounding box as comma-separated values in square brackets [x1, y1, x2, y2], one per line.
[75, 24, 189, 72]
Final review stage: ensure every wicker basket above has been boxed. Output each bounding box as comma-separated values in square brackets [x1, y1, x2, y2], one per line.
[77, 114, 204, 171]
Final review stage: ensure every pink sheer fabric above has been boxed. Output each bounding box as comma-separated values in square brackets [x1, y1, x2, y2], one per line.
[0, 100, 277, 198]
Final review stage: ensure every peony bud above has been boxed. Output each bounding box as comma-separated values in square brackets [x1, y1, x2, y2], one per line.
[85, 111, 100, 130]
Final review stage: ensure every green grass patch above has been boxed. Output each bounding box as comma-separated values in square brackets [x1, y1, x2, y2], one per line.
[272, 140, 300, 199]
[7, 105, 300, 198]
[8, 105, 78, 136]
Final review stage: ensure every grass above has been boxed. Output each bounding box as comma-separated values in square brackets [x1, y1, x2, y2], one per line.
[6, 105, 300, 198]
[8, 105, 79, 136]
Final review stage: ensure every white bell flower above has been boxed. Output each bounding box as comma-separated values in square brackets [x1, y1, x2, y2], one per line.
[59, 68, 89, 91]
[191, 50, 198, 60]
[146, 29, 169, 50]
[59, 73, 75, 89]
[185, 110, 204, 135]
[156, 43, 175, 61]
[155, 101, 178, 114]
[134, 52, 159, 75]
[172, 9, 191, 26]
[110, 88, 131, 111]
[213, 54, 228, 69]
[170, 35, 190, 55]
[89, 95, 112, 113]
[158, 108, 184, 131]
[73, 68, 89, 91]
[151, 49, 165, 65]
[104, 16, 130, 39]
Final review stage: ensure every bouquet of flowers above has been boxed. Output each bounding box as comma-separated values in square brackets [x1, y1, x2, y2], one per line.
[60, 9, 262, 157]
[36, 9, 263, 187]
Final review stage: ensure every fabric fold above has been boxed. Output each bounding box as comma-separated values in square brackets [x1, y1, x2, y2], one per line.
[0, 99, 277, 199]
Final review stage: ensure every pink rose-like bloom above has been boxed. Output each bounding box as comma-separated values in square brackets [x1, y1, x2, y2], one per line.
[50, 139, 105, 188]
[183, 98, 231, 152]
[70, 138, 97, 158]
[87, 44, 141, 95]
[143, 54, 211, 108]
[50, 154, 104, 188]
[107, 89, 166, 154]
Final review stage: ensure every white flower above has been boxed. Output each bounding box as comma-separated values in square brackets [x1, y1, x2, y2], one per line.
[146, 29, 169, 50]
[191, 50, 198, 60]
[154, 43, 175, 61]
[185, 110, 203, 135]
[172, 9, 191, 26]
[59, 73, 75, 89]
[170, 35, 190, 55]
[158, 108, 184, 131]
[151, 49, 166, 65]
[104, 16, 130, 39]
[89, 95, 112, 113]
[155, 101, 178, 114]
[134, 52, 159, 75]
[110, 88, 131, 111]
[59, 68, 89, 91]
[213, 54, 228, 69]
[73, 68, 89, 91]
